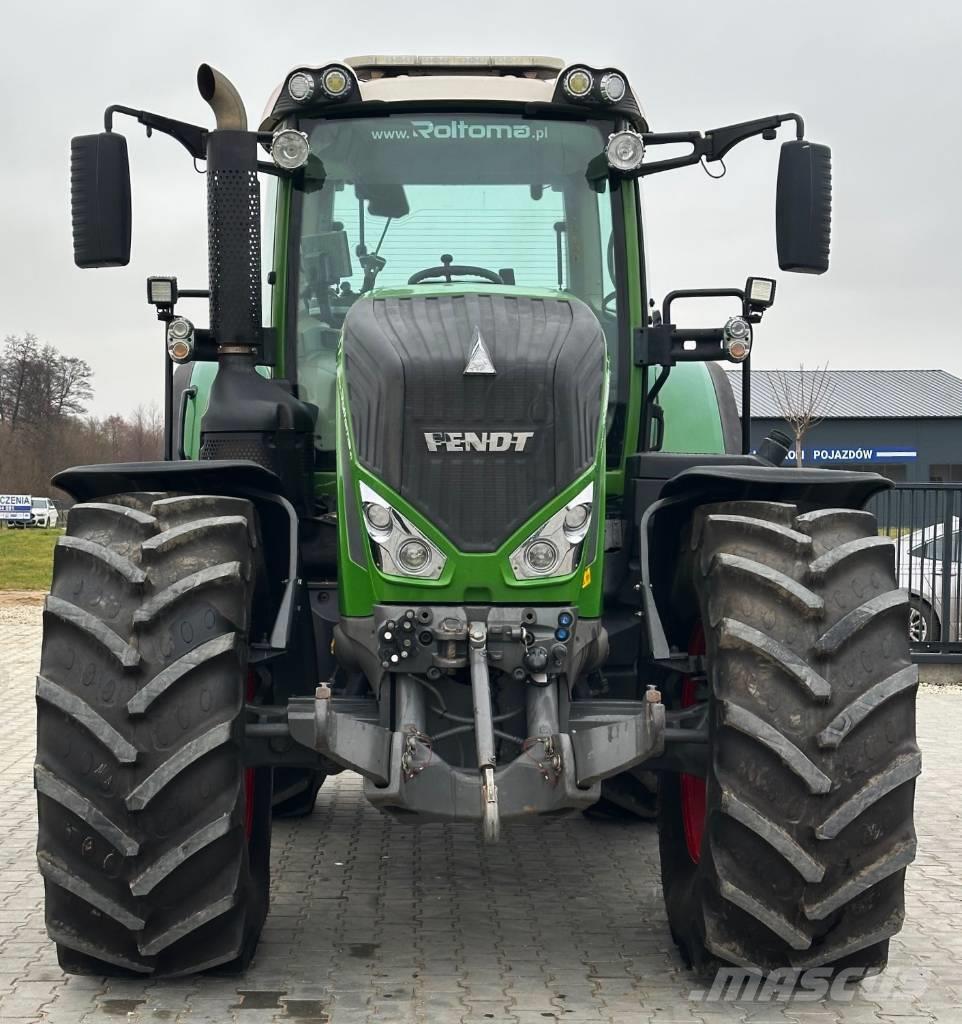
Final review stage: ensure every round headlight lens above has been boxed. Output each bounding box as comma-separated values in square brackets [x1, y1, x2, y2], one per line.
[600, 72, 626, 103]
[168, 317, 193, 341]
[606, 130, 645, 172]
[524, 539, 559, 575]
[563, 68, 593, 99]
[168, 339, 192, 363]
[287, 72, 315, 102]
[564, 504, 590, 533]
[271, 128, 311, 170]
[727, 339, 751, 362]
[397, 539, 430, 573]
[364, 503, 391, 532]
[321, 66, 352, 97]
[726, 316, 751, 341]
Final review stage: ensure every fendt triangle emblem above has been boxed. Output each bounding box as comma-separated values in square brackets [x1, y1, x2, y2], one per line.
[463, 329, 496, 375]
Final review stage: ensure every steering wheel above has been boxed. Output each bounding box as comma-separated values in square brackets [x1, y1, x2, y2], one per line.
[408, 253, 503, 285]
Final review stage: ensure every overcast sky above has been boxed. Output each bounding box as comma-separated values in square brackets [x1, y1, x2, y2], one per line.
[1, 0, 959, 415]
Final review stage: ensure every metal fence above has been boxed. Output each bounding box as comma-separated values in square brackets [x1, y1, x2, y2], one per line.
[866, 483, 962, 662]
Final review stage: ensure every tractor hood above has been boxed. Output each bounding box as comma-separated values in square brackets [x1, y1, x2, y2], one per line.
[341, 290, 607, 552]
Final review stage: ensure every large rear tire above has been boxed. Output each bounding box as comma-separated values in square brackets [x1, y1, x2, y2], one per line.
[659, 501, 919, 972]
[35, 493, 271, 976]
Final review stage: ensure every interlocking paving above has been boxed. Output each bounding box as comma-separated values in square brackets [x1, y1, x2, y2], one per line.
[2, 604, 960, 1023]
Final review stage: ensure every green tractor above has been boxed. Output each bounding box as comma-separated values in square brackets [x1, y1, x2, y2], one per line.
[38, 56, 919, 977]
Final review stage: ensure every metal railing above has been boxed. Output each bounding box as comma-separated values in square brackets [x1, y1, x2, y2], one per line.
[866, 484, 962, 662]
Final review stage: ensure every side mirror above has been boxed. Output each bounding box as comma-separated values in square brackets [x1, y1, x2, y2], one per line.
[70, 133, 132, 268]
[776, 140, 832, 274]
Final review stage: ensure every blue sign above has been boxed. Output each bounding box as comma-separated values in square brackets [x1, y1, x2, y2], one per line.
[769, 447, 919, 465]
[0, 494, 31, 521]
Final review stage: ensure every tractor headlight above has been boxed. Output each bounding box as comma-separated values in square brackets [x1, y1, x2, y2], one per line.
[606, 130, 645, 172]
[397, 539, 431, 573]
[166, 317, 194, 363]
[510, 483, 594, 581]
[271, 128, 311, 170]
[524, 539, 560, 575]
[724, 317, 752, 362]
[364, 502, 392, 532]
[359, 483, 445, 579]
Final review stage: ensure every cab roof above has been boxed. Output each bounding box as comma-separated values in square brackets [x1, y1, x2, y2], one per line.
[260, 56, 647, 133]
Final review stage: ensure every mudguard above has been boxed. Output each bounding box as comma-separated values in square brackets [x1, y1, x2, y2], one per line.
[638, 460, 892, 661]
[53, 460, 299, 652]
[53, 459, 283, 502]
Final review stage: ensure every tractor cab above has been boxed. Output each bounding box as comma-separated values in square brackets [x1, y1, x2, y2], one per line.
[258, 57, 642, 482]
[42, 55, 919, 981]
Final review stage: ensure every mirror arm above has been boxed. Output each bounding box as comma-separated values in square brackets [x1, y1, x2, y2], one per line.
[103, 105, 208, 161]
[636, 112, 805, 178]
[704, 112, 804, 161]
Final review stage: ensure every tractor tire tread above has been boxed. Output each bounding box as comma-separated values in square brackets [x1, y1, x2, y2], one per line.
[35, 491, 268, 976]
[659, 501, 919, 972]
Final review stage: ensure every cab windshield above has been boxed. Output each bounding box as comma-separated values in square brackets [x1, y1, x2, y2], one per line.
[284, 113, 625, 466]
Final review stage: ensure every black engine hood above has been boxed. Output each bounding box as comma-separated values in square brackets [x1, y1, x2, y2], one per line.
[341, 291, 606, 552]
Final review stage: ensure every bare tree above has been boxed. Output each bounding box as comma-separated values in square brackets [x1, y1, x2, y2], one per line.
[0, 334, 94, 426]
[770, 364, 836, 467]
[0, 333, 40, 426]
[50, 355, 94, 417]
[0, 332, 160, 495]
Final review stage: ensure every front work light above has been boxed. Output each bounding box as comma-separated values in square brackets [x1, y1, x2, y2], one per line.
[600, 72, 626, 103]
[166, 317, 194, 363]
[563, 67, 593, 98]
[147, 276, 178, 307]
[320, 65, 352, 97]
[271, 128, 311, 170]
[287, 72, 315, 102]
[745, 276, 777, 310]
[606, 130, 645, 173]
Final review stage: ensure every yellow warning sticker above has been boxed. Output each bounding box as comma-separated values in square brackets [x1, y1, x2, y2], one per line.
[582, 567, 592, 588]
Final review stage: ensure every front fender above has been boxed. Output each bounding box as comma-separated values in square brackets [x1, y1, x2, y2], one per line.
[639, 463, 892, 661]
[53, 459, 299, 652]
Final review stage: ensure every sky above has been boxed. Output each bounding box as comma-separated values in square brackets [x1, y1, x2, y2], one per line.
[1, 0, 959, 415]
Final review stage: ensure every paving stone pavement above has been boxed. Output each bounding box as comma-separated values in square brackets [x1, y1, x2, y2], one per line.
[1, 606, 960, 1023]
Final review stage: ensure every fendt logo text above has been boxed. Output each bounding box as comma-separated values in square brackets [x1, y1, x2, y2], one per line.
[424, 431, 534, 453]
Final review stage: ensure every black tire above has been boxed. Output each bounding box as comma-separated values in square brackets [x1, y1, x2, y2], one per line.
[272, 767, 326, 818]
[659, 501, 920, 972]
[36, 492, 272, 976]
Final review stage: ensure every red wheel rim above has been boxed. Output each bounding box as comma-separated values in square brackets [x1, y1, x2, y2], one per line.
[680, 627, 707, 863]
[244, 671, 255, 840]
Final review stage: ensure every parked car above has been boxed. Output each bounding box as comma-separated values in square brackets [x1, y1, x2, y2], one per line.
[28, 497, 59, 529]
[896, 518, 960, 641]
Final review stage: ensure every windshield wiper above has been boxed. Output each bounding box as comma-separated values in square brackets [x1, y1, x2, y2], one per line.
[359, 216, 393, 293]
